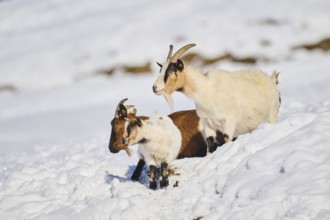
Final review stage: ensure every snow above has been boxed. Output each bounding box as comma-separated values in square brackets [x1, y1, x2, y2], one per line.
[1, 0, 330, 219]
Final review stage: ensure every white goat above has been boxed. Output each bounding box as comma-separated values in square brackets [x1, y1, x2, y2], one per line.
[122, 113, 182, 190]
[152, 44, 281, 152]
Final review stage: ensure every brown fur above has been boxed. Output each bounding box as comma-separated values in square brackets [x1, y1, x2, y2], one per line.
[109, 115, 148, 156]
[168, 110, 207, 158]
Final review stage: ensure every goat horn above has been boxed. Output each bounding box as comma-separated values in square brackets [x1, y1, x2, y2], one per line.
[166, 45, 174, 61]
[170, 43, 196, 62]
[115, 98, 128, 118]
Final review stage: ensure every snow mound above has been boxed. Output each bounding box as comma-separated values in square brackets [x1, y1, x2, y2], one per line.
[1, 102, 330, 220]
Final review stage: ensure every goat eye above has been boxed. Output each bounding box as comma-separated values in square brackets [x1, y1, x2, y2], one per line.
[164, 63, 177, 83]
[127, 124, 133, 135]
[168, 63, 177, 73]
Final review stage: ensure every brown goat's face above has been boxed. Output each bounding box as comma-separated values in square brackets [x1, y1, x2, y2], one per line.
[109, 117, 132, 156]
[152, 59, 185, 96]
[109, 98, 138, 156]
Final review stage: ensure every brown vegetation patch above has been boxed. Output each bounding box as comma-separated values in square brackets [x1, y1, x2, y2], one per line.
[98, 52, 261, 77]
[168, 166, 180, 176]
[258, 18, 283, 26]
[0, 84, 16, 92]
[97, 67, 116, 76]
[122, 62, 152, 74]
[293, 38, 330, 51]
[204, 53, 257, 65]
[182, 52, 257, 65]
[97, 62, 152, 76]
[260, 39, 272, 47]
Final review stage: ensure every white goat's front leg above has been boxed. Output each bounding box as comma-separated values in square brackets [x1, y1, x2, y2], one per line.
[222, 119, 236, 143]
[139, 147, 159, 190]
[202, 119, 219, 153]
[203, 118, 235, 153]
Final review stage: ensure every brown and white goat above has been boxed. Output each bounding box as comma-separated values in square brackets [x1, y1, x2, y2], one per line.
[152, 44, 281, 152]
[108, 98, 207, 181]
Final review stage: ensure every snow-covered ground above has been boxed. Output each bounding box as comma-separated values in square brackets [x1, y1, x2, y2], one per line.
[1, 0, 330, 219]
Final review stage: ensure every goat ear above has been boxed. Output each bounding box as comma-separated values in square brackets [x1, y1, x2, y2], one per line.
[176, 59, 184, 72]
[128, 108, 137, 116]
[156, 62, 162, 68]
[136, 117, 142, 127]
[117, 104, 128, 118]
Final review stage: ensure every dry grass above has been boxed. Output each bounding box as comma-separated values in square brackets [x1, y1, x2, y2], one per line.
[97, 50, 269, 77]
[168, 166, 180, 176]
[294, 38, 330, 51]
[122, 62, 152, 74]
[0, 84, 16, 92]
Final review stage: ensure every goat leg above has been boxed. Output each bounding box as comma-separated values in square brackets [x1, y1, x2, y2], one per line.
[215, 130, 228, 146]
[206, 136, 218, 153]
[131, 159, 145, 181]
[207, 131, 229, 153]
[160, 162, 169, 188]
[149, 165, 158, 190]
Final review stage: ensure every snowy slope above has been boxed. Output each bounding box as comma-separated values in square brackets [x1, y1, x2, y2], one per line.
[1, 0, 330, 219]
[1, 101, 330, 220]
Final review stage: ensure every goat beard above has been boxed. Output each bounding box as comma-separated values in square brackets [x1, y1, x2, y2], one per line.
[123, 146, 133, 157]
[163, 92, 174, 112]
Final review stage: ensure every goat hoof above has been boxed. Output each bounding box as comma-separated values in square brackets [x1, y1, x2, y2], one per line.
[149, 181, 157, 190]
[131, 174, 139, 182]
[209, 141, 222, 153]
[209, 145, 217, 153]
[160, 179, 169, 188]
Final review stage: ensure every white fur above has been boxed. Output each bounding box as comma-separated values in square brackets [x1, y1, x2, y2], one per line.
[124, 114, 182, 167]
[154, 65, 280, 143]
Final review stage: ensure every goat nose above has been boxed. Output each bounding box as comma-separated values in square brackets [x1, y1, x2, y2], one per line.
[152, 85, 157, 92]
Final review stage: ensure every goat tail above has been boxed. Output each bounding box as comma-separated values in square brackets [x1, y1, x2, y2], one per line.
[271, 70, 280, 86]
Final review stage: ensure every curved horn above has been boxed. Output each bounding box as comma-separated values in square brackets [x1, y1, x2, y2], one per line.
[170, 43, 196, 62]
[166, 45, 174, 61]
[115, 98, 128, 118]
